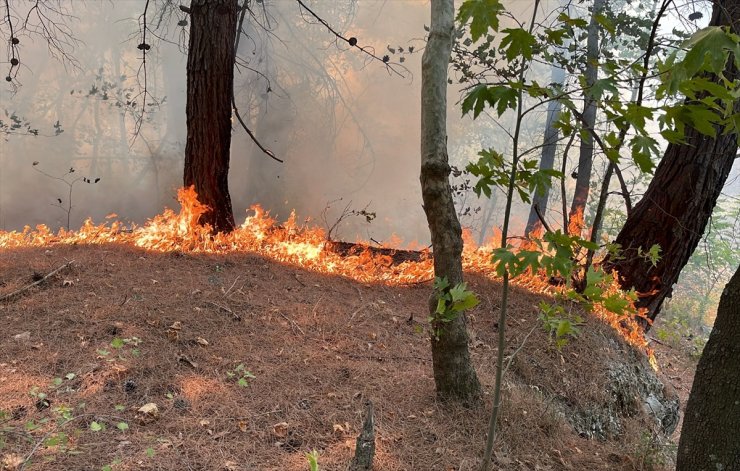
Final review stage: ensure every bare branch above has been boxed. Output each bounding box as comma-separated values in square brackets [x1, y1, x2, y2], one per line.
[294, 0, 410, 78]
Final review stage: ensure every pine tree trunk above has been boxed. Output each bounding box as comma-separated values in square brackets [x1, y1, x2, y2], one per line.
[420, 0, 481, 406]
[183, 0, 237, 233]
[568, 0, 605, 229]
[676, 263, 740, 470]
[602, 0, 739, 327]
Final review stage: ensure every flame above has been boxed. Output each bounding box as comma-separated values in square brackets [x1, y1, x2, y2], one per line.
[568, 207, 585, 237]
[0, 186, 650, 355]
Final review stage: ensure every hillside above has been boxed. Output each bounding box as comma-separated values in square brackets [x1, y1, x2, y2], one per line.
[0, 242, 691, 471]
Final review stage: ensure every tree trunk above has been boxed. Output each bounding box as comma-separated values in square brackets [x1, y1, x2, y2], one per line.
[602, 0, 739, 327]
[420, 0, 481, 405]
[568, 0, 606, 231]
[525, 64, 565, 236]
[676, 263, 740, 470]
[183, 0, 237, 233]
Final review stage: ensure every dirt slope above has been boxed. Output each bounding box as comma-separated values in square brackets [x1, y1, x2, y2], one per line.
[1, 244, 685, 470]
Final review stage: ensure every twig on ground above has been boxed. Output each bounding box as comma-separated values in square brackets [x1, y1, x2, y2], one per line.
[347, 303, 372, 325]
[292, 273, 306, 287]
[223, 276, 241, 297]
[0, 260, 75, 303]
[278, 311, 305, 335]
[648, 336, 668, 347]
[204, 301, 241, 321]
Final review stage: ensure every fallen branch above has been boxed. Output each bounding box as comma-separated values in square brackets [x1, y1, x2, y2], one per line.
[0, 260, 75, 303]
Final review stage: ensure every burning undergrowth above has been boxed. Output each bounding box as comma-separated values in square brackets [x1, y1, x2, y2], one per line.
[0, 186, 649, 355]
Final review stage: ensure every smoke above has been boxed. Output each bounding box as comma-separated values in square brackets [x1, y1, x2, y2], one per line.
[5, 1, 732, 247]
[0, 1, 438, 244]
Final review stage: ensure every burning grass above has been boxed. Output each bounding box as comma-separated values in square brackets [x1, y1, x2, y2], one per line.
[0, 187, 649, 354]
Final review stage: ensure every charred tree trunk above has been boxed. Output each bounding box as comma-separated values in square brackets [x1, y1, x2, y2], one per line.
[183, 0, 237, 233]
[677, 263, 740, 471]
[568, 0, 605, 230]
[420, 0, 481, 405]
[602, 0, 739, 327]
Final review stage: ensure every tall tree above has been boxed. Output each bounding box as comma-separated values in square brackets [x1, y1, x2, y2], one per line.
[524, 64, 565, 236]
[676, 262, 740, 470]
[420, 0, 481, 405]
[183, 0, 238, 232]
[568, 0, 606, 229]
[603, 0, 740, 327]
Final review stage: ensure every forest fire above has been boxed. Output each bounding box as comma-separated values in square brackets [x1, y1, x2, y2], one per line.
[0, 186, 650, 353]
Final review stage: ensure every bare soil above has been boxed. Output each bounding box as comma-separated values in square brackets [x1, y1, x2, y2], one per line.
[0, 244, 695, 470]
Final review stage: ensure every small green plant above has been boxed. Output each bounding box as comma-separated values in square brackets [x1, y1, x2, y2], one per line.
[226, 364, 256, 387]
[430, 276, 479, 340]
[101, 457, 122, 471]
[538, 302, 583, 349]
[306, 449, 320, 471]
[102, 337, 142, 361]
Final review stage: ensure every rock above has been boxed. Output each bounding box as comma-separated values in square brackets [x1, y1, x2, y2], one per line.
[136, 403, 159, 424]
[557, 347, 679, 440]
[13, 331, 31, 342]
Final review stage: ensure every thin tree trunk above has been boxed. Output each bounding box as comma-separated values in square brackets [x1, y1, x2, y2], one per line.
[525, 64, 565, 236]
[420, 0, 481, 405]
[568, 0, 606, 231]
[183, 0, 237, 233]
[676, 263, 740, 470]
[602, 0, 739, 327]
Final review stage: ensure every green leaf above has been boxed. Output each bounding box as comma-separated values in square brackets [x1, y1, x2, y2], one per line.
[500, 28, 536, 61]
[544, 27, 568, 45]
[462, 85, 517, 118]
[116, 422, 129, 431]
[589, 78, 618, 101]
[491, 246, 518, 277]
[457, 0, 505, 41]
[682, 26, 738, 77]
[114, 404, 126, 412]
[90, 421, 103, 432]
[630, 135, 659, 172]
[594, 13, 616, 35]
[146, 447, 155, 458]
[435, 297, 447, 315]
[110, 338, 124, 349]
[557, 12, 588, 29]
[602, 294, 630, 315]
[237, 377, 249, 388]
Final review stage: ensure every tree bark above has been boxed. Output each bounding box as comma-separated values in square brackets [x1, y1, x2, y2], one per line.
[183, 0, 237, 233]
[525, 64, 565, 236]
[676, 263, 740, 470]
[568, 0, 606, 231]
[602, 0, 739, 327]
[420, 0, 481, 405]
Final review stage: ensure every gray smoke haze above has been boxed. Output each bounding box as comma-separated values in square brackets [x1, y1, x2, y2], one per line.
[2, 0, 737, 248]
[1, 1, 445, 244]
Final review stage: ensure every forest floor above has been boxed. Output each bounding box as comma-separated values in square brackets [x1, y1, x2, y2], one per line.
[0, 243, 698, 471]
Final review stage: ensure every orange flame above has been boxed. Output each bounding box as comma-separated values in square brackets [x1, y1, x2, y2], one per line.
[0, 186, 650, 355]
